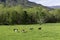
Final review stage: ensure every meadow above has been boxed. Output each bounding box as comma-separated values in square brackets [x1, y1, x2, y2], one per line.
[0, 23, 60, 40]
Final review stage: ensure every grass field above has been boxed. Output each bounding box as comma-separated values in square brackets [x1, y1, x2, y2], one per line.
[0, 23, 60, 40]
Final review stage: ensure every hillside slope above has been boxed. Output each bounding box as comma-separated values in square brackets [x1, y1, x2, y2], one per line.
[0, 0, 42, 7]
[0, 0, 53, 10]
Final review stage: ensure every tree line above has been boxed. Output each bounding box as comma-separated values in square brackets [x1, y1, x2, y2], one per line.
[0, 4, 60, 25]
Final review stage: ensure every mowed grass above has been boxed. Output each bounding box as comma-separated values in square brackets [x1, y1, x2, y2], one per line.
[0, 23, 60, 40]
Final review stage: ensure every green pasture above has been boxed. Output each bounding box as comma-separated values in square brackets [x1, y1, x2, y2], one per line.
[0, 23, 60, 40]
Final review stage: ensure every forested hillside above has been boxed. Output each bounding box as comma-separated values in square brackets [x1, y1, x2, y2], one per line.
[0, 0, 59, 25]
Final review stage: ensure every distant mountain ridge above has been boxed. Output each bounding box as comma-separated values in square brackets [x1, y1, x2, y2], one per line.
[49, 6, 60, 9]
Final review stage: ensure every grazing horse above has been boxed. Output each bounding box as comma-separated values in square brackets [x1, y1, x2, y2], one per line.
[13, 29, 18, 32]
[38, 27, 41, 30]
[21, 29, 27, 33]
[30, 28, 33, 30]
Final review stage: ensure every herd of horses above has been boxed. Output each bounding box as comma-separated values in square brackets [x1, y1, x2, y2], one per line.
[13, 27, 42, 33]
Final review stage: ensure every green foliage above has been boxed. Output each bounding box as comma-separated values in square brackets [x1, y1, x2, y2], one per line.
[0, 5, 60, 25]
[0, 5, 24, 25]
[49, 9, 60, 22]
